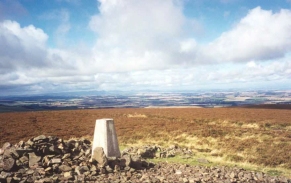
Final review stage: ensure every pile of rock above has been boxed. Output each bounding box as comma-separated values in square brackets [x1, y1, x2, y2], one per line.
[0, 135, 153, 182]
[122, 144, 193, 159]
[135, 163, 290, 183]
[1, 136, 290, 183]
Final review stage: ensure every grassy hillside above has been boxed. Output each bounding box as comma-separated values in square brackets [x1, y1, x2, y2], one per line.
[1, 107, 291, 176]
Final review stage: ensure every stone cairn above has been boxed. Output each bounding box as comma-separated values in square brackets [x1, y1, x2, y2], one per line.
[0, 134, 158, 183]
[1, 137, 290, 182]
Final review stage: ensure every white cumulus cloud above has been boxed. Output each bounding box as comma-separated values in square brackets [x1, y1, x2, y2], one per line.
[88, 0, 199, 72]
[0, 20, 83, 93]
[1, 3, 291, 95]
[202, 7, 291, 63]
[0, 20, 49, 73]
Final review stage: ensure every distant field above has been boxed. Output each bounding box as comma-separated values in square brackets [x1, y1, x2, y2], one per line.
[236, 104, 291, 109]
[1, 106, 291, 175]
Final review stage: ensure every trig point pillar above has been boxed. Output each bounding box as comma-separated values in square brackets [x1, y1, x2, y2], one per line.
[92, 118, 121, 158]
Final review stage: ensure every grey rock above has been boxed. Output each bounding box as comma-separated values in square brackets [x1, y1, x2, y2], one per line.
[50, 158, 61, 164]
[105, 165, 113, 173]
[3, 146, 19, 158]
[85, 149, 91, 156]
[42, 177, 54, 183]
[114, 164, 121, 172]
[45, 167, 52, 174]
[2, 142, 11, 150]
[42, 156, 50, 167]
[26, 139, 34, 146]
[36, 167, 45, 175]
[230, 171, 238, 178]
[0, 160, 3, 171]
[33, 135, 47, 141]
[48, 145, 62, 154]
[64, 171, 72, 178]
[169, 144, 177, 149]
[13, 177, 22, 182]
[16, 148, 33, 156]
[131, 156, 142, 170]
[90, 164, 97, 172]
[75, 174, 85, 181]
[34, 180, 44, 183]
[19, 155, 29, 163]
[244, 172, 253, 180]
[0, 171, 11, 179]
[26, 169, 35, 175]
[75, 165, 89, 175]
[28, 152, 41, 167]
[156, 151, 166, 158]
[3, 157, 15, 171]
[59, 164, 72, 172]
[0, 148, 4, 155]
[92, 147, 108, 167]
[100, 167, 106, 174]
[122, 154, 131, 167]
[124, 166, 131, 171]
[6, 177, 13, 183]
[166, 151, 175, 158]
[62, 153, 70, 159]
[175, 169, 182, 174]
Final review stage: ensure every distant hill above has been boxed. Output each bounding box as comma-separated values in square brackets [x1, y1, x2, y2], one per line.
[235, 104, 291, 109]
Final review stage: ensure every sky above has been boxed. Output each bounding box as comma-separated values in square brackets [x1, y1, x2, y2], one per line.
[0, 0, 291, 96]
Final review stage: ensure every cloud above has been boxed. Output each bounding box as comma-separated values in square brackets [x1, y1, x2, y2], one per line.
[246, 61, 257, 68]
[1, 3, 291, 95]
[179, 39, 197, 53]
[0, 20, 49, 73]
[88, 3, 291, 71]
[201, 7, 291, 63]
[0, 20, 81, 90]
[88, 0, 200, 72]
[92, 57, 291, 91]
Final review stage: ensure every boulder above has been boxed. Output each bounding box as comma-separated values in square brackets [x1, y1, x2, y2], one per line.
[3, 146, 19, 159]
[3, 158, 15, 171]
[28, 152, 41, 167]
[33, 135, 48, 142]
[130, 156, 143, 170]
[92, 147, 107, 167]
[50, 158, 62, 164]
[59, 165, 72, 172]
[2, 142, 11, 150]
[121, 154, 131, 167]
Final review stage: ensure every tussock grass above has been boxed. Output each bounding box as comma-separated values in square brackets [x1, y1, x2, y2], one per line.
[120, 132, 291, 178]
[127, 113, 147, 118]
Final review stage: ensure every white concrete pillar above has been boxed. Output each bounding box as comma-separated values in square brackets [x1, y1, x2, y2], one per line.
[91, 118, 121, 158]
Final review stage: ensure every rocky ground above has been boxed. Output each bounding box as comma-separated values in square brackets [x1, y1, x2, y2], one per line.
[0, 135, 290, 183]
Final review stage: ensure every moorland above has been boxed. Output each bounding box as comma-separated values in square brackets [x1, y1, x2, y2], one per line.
[1, 106, 291, 177]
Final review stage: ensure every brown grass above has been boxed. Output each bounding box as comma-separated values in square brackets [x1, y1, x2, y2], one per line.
[1, 107, 291, 171]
